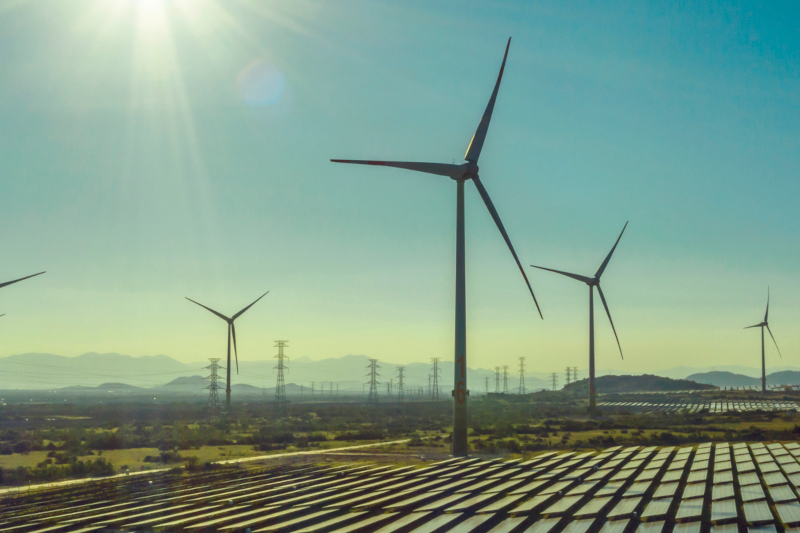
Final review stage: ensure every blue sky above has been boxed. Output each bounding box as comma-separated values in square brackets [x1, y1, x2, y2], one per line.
[0, 0, 797, 374]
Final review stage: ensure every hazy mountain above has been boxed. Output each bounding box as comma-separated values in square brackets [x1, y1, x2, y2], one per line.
[0, 352, 549, 393]
[687, 370, 800, 388]
[563, 374, 717, 394]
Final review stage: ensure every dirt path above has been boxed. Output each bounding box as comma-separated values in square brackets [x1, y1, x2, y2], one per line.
[0, 438, 410, 495]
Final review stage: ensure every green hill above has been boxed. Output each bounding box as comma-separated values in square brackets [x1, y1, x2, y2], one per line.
[563, 374, 717, 394]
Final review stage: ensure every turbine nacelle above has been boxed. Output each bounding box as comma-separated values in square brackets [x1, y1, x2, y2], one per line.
[457, 162, 479, 181]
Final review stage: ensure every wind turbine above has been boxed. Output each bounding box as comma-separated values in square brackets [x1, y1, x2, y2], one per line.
[1, 272, 45, 316]
[530, 222, 627, 414]
[1, 272, 45, 290]
[186, 291, 268, 409]
[745, 288, 781, 393]
[331, 38, 542, 457]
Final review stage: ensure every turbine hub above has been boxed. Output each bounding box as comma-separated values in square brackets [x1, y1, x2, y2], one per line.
[457, 162, 479, 180]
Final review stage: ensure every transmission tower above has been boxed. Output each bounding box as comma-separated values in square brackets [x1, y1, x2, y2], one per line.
[565, 367, 572, 386]
[311, 381, 315, 395]
[397, 367, 405, 402]
[551, 372, 558, 391]
[273, 341, 289, 409]
[573, 367, 579, 381]
[485, 376, 489, 394]
[431, 358, 441, 400]
[518, 357, 526, 395]
[366, 359, 380, 405]
[205, 358, 224, 414]
[494, 367, 501, 393]
[502, 365, 509, 394]
[428, 374, 431, 397]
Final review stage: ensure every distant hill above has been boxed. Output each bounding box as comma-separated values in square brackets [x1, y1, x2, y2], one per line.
[686, 371, 760, 387]
[158, 376, 208, 392]
[688, 370, 800, 388]
[563, 374, 717, 394]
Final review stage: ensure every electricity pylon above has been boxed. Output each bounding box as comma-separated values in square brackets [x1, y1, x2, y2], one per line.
[274, 340, 289, 409]
[431, 358, 441, 400]
[205, 358, 223, 415]
[551, 372, 558, 391]
[495, 367, 501, 393]
[565, 367, 572, 386]
[573, 367, 579, 381]
[366, 359, 380, 405]
[502, 365, 509, 394]
[397, 367, 405, 402]
[485, 376, 489, 394]
[518, 357, 526, 394]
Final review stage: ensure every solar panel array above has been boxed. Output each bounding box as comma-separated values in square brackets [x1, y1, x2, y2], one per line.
[6, 442, 800, 533]
[598, 401, 799, 414]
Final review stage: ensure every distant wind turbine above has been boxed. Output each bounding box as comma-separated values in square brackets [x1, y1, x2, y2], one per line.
[745, 288, 781, 394]
[531, 222, 628, 413]
[186, 291, 268, 409]
[331, 38, 541, 457]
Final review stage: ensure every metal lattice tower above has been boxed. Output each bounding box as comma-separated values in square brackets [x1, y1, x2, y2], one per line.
[573, 367, 579, 381]
[485, 376, 489, 394]
[551, 372, 558, 391]
[494, 367, 501, 393]
[273, 341, 288, 409]
[366, 358, 380, 405]
[311, 381, 315, 395]
[205, 358, 224, 414]
[502, 365, 509, 394]
[518, 357, 526, 395]
[397, 367, 405, 402]
[431, 358, 441, 400]
[565, 367, 572, 386]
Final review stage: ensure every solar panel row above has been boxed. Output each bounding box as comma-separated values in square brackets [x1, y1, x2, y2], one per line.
[5, 442, 800, 532]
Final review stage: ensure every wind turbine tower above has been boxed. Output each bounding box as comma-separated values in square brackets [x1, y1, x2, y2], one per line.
[332, 39, 542, 455]
[274, 340, 288, 409]
[531, 223, 627, 414]
[745, 288, 782, 393]
[186, 291, 268, 409]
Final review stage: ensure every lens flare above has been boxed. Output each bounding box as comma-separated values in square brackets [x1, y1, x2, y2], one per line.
[237, 60, 286, 106]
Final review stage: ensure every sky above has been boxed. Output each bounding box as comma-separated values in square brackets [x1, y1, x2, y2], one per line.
[0, 0, 798, 375]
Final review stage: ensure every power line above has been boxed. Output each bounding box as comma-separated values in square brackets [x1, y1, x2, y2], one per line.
[366, 359, 380, 405]
[396, 367, 405, 402]
[431, 358, 441, 401]
[274, 340, 288, 410]
[204, 358, 223, 415]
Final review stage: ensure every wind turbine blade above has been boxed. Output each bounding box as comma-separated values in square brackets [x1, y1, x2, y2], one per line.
[331, 160, 463, 179]
[185, 297, 231, 322]
[231, 323, 239, 373]
[766, 324, 782, 358]
[0, 271, 45, 289]
[744, 324, 763, 329]
[597, 286, 623, 360]
[472, 175, 542, 319]
[464, 38, 511, 163]
[232, 291, 269, 320]
[530, 265, 593, 284]
[595, 222, 628, 279]
[765, 287, 770, 322]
